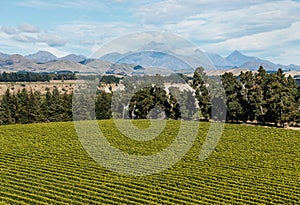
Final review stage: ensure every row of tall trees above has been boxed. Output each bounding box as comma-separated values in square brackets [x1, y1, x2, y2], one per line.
[0, 71, 77, 82]
[0, 88, 73, 124]
[0, 66, 299, 126]
[0, 71, 51, 82]
[192, 66, 300, 126]
[221, 67, 300, 126]
[0, 88, 115, 125]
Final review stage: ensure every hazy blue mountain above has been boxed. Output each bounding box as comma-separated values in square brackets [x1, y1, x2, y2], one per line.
[240, 60, 280, 70]
[0, 52, 10, 60]
[206, 53, 234, 69]
[138, 41, 176, 53]
[225, 50, 256, 66]
[1, 48, 300, 74]
[101, 41, 214, 71]
[99, 52, 124, 63]
[225, 50, 277, 70]
[25, 51, 58, 63]
[225, 50, 300, 71]
[60, 54, 86, 62]
[115, 51, 194, 72]
[99, 44, 300, 72]
[285, 64, 300, 71]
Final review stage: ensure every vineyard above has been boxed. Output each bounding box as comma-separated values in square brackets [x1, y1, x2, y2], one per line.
[0, 120, 299, 204]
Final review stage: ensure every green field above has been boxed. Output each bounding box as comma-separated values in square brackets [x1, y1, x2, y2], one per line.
[0, 120, 299, 204]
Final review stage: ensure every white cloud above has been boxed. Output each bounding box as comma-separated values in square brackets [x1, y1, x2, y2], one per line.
[1, 24, 67, 49]
[271, 50, 300, 65]
[1, 24, 39, 35]
[16, 0, 107, 10]
[55, 21, 149, 56]
[155, 1, 300, 41]
[136, 0, 273, 24]
[2, 0, 300, 65]
[13, 34, 37, 43]
[0, 31, 68, 57]
[18, 24, 39, 33]
[1, 26, 19, 35]
[131, 0, 300, 64]
[38, 34, 67, 47]
[201, 21, 300, 64]
[204, 21, 300, 51]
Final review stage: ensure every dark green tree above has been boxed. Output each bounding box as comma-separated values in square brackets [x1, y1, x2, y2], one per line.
[16, 88, 30, 124]
[61, 92, 73, 121]
[28, 90, 44, 123]
[192, 67, 210, 121]
[221, 72, 243, 122]
[0, 89, 16, 124]
[239, 71, 255, 122]
[253, 66, 268, 124]
[169, 87, 196, 120]
[95, 91, 112, 119]
[264, 69, 298, 126]
[129, 86, 180, 119]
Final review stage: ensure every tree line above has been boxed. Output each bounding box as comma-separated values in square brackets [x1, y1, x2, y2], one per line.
[221, 66, 300, 126]
[0, 71, 76, 82]
[0, 88, 72, 124]
[191, 66, 300, 126]
[0, 66, 299, 126]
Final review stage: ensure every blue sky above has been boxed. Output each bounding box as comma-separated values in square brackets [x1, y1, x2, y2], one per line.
[1, 0, 300, 65]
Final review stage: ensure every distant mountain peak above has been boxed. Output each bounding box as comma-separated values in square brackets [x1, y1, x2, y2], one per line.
[138, 41, 175, 53]
[1, 49, 300, 73]
[206, 52, 233, 69]
[232, 50, 242, 54]
[37, 50, 53, 54]
[99, 52, 124, 63]
[145, 41, 165, 47]
[227, 50, 246, 58]
[32, 50, 57, 58]
[225, 50, 254, 66]
[0, 52, 10, 60]
[60, 54, 86, 63]
[25, 50, 58, 63]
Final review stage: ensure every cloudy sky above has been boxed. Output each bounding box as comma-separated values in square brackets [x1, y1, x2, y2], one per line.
[1, 0, 300, 65]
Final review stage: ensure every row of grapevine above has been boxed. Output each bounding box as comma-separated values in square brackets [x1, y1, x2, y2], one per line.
[0, 121, 299, 204]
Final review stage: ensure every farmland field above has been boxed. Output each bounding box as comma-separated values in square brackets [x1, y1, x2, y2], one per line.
[0, 120, 299, 204]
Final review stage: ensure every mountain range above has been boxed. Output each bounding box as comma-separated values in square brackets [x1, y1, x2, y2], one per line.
[0, 46, 299, 76]
[99, 47, 300, 71]
[207, 50, 300, 71]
